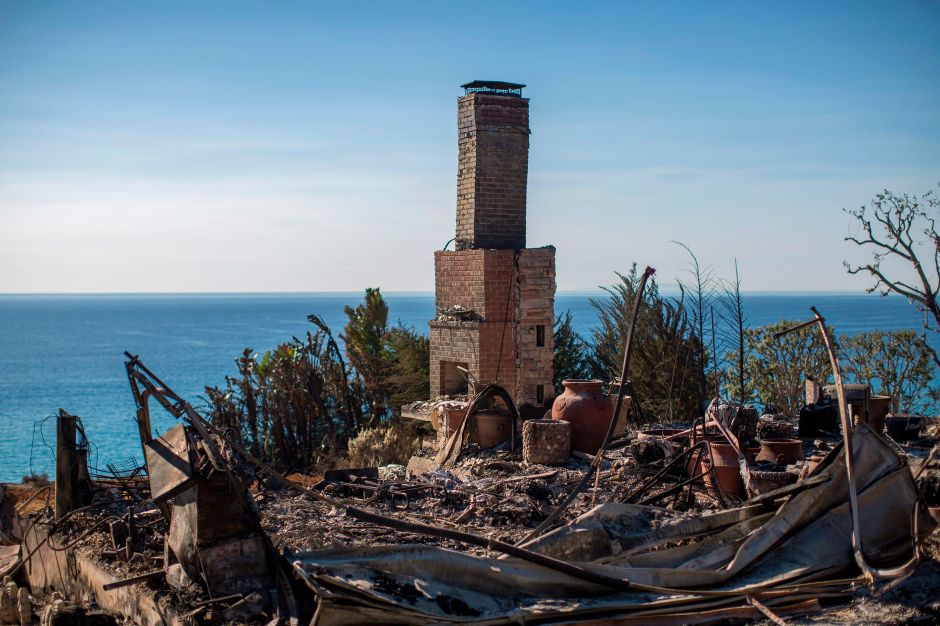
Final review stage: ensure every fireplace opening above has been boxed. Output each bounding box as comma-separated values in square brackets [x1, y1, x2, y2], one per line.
[440, 361, 469, 396]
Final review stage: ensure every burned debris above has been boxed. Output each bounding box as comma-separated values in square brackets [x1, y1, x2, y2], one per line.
[0, 301, 937, 625]
[7, 272, 939, 625]
[6, 356, 294, 625]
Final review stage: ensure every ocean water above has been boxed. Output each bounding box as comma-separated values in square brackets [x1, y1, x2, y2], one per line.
[0, 292, 927, 482]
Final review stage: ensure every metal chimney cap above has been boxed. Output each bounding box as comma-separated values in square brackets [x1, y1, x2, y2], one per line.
[461, 81, 525, 97]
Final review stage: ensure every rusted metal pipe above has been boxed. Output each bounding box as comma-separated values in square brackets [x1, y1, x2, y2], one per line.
[517, 266, 656, 544]
[623, 440, 708, 504]
[776, 307, 920, 582]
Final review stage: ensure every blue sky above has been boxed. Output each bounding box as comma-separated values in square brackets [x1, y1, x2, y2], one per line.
[1, 1, 938, 293]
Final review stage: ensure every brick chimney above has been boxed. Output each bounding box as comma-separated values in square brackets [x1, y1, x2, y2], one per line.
[429, 81, 555, 412]
[456, 81, 529, 250]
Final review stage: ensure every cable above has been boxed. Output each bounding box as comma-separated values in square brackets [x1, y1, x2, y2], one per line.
[29, 412, 57, 479]
[494, 252, 518, 383]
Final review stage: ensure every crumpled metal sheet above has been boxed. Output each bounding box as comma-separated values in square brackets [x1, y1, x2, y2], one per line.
[294, 427, 936, 625]
[144, 422, 194, 502]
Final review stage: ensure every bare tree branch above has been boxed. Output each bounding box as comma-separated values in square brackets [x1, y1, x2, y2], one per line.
[844, 261, 926, 303]
[844, 185, 940, 340]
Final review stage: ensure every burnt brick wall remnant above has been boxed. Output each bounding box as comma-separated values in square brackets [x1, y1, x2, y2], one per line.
[430, 248, 555, 408]
[429, 83, 554, 410]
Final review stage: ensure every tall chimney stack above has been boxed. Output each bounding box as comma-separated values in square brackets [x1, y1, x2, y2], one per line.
[456, 81, 529, 250]
[430, 81, 554, 413]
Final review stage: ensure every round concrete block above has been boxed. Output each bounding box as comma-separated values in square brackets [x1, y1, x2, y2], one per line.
[523, 419, 571, 466]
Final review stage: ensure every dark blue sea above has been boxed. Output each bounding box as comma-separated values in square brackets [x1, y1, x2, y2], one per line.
[0, 292, 928, 482]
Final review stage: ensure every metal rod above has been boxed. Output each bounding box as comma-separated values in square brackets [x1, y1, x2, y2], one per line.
[517, 266, 656, 544]
[55, 410, 77, 520]
[772, 317, 819, 339]
[781, 307, 920, 582]
[101, 569, 165, 591]
[623, 440, 707, 503]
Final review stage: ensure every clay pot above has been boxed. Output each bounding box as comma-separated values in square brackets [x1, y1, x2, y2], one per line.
[686, 435, 732, 483]
[756, 438, 804, 464]
[441, 407, 466, 437]
[475, 411, 511, 449]
[886, 416, 923, 441]
[700, 442, 744, 497]
[551, 379, 614, 453]
[851, 396, 891, 434]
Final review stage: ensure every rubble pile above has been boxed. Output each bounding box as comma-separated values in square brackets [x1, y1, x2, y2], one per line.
[0, 334, 938, 625]
[260, 446, 644, 556]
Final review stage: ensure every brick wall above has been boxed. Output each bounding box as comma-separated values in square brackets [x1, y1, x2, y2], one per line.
[515, 247, 556, 405]
[478, 322, 517, 395]
[455, 93, 529, 250]
[428, 321, 480, 397]
[435, 250, 486, 315]
[434, 249, 514, 321]
[430, 247, 556, 407]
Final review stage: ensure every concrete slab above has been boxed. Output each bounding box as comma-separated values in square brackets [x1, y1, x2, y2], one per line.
[23, 524, 186, 626]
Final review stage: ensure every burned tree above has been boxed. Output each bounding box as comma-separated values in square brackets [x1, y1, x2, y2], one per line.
[204, 289, 431, 472]
[844, 184, 940, 362]
[840, 330, 939, 415]
[342, 287, 393, 421]
[743, 320, 833, 416]
[672, 241, 715, 405]
[342, 287, 431, 420]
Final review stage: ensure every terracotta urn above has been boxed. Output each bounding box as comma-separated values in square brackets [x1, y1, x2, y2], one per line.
[755, 438, 805, 464]
[867, 395, 891, 434]
[694, 440, 745, 498]
[551, 379, 613, 453]
[474, 410, 511, 449]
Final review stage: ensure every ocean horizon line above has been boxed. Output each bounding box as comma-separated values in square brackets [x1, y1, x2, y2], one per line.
[0, 289, 905, 298]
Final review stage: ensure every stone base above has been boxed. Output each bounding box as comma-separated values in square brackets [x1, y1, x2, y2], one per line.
[523, 419, 570, 466]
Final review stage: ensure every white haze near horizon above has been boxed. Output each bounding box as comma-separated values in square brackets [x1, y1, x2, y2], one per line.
[1, 2, 938, 295]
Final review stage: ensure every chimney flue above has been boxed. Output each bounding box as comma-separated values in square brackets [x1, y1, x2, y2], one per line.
[455, 80, 529, 250]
